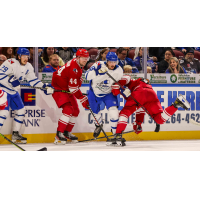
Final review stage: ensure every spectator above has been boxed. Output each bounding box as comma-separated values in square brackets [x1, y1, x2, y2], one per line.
[166, 57, 187, 73]
[96, 48, 109, 61]
[158, 49, 175, 73]
[42, 54, 61, 72]
[41, 47, 65, 67]
[134, 47, 156, 72]
[123, 65, 132, 73]
[58, 47, 73, 64]
[0, 54, 7, 66]
[149, 47, 172, 62]
[2, 47, 15, 59]
[147, 66, 152, 73]
[179, 48, 200, 74]
[27, 47, 45, 72]
[117, 47, 138, 73]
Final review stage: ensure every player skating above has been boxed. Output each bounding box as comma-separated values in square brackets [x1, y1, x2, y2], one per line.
[0, 48, 54, 144]
[108, 75, 190, 146]
[51, 49, 90, 144]
[85, 52, 129, 138]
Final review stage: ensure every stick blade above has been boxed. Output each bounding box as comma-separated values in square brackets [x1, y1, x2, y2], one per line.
[189, 119, 200, 126]
[37, 147, 47, 151]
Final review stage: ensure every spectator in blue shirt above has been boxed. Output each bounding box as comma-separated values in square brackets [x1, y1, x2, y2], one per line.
[116, 47, 138, 73]
[165, 57, 187, 74]
[42, 54, 61, 72]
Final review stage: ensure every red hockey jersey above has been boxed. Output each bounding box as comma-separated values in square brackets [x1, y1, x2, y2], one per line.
[52, 58, 84, 99]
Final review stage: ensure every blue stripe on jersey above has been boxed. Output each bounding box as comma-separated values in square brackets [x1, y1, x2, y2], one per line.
[0, 75, 8, 80]
[110, 119, 119, 122]
[14, 118, 23, 124]
[25, 70, 29, 75]
[0, 116, 6, 119]
[0, 123, 3, 126]
[0, 73, 6, 75]
[33, 81, 41, 87]
[0, 83, 16, 92]
[111, 127, 117, 129]
[29, 78, 38, 83]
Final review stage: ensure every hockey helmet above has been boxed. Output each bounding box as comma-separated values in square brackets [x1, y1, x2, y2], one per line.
[17, 48, 30, 56]
[106, 52, 118, 62]
[76, 49, 89, 58]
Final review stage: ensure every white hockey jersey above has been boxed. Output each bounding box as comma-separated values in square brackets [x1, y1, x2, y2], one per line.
[0, 58, 44, 94]
[85, 61, 123, 97]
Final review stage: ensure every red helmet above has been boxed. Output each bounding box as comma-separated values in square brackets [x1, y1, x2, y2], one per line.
[76, 49, 89, 58]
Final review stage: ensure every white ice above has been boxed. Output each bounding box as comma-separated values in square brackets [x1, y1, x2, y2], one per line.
[1, 140, 200, 151]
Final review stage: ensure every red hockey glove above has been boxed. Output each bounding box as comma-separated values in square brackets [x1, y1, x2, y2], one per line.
[79, 95, 89, 109]
[111, 83, 120, 96]
[133, 122, 143, 134]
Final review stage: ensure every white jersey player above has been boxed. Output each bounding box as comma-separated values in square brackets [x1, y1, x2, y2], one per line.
[0, 48, 54, 144]
[85, 52, 130, 138]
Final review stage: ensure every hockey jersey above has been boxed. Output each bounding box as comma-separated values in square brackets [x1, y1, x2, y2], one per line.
[85, 61, 123, 97]
[51, 58, 84, 99]
[0, 58, 44, 94]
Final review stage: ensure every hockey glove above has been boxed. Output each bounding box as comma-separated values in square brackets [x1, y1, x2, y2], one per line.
[122, 87, 131, 98]
[98, 66, 108, 74]
[42, 84, 54, 95]
[111, 83, 120, 96]
[133, 122, 143, 134]
[79, 95, 89, 109]
[8, 75, 20, 88]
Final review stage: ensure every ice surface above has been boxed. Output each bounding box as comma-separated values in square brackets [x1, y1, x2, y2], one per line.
[1, 140, 200, 151]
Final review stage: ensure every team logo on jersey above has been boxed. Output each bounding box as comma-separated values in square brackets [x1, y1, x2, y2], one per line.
[21, 89, 36, 106]
[73, 68, 78, 74]
[8, 59, 14, 64]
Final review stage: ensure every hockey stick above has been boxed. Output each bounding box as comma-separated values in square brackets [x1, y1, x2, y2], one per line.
[105, 72, 160, 132]
[189, 119, 200, 126]
[0, 133, 47, 151]
[87, 105, 109, 140]
[20, 84, 87, 95]
[78, 129, 134, 143]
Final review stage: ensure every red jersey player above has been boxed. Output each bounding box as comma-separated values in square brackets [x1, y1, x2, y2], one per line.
[51, 49, 90, 144]
[108, 75, 190, 146]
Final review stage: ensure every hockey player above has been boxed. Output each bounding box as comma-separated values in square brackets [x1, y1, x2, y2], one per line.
[108, 76, 190, 146]
[51, 49, 90, 144]
[0, 48, 54, 144]
[85, 52, 128, 138]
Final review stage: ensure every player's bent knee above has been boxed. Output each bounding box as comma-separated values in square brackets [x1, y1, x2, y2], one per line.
[16, 107, 25, 115]
[62, 103, 74, 116]
[0, 110, 9, 118]
[153, 113, 165, 125]
[108, 106, 119, 119]
[72, 107, 80, 117]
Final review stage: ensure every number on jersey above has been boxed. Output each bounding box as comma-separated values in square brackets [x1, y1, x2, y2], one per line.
[70, 78, 77, 85]
[57, 66, 65, 76]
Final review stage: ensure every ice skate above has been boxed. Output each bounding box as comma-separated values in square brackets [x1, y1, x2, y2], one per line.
[54, 131, 67, 145]
[106, 133, 126, 147]
[64, 131, 78, 143]
[173, 94, 190, 110]
[12, 131, 27, 144]
[93, 124, 103, 138]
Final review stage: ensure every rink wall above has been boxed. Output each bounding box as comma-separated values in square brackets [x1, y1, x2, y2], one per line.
[1, 83, 200, 144]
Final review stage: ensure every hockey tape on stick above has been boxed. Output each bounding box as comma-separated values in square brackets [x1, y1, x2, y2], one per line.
[0, 133, 47, 151]
[105, 72, 160, 132]
[189, 119, 200, 126]
[78, 130, 134, 143]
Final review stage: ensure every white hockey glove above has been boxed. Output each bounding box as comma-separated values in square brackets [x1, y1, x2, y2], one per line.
[122, 88, 131, 98]
[98, 66, 108, 74]
[42, 84, 54, 95]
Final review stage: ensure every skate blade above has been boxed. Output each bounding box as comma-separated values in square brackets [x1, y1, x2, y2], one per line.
[67, 140, 78, 144]
[106, 141, 126, 147]
[54, 140, 66, 145]
[12, 140, 27, 144]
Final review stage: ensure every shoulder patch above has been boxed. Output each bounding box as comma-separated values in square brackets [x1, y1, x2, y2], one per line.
[73, 68, 78, 74]
[8, 59, 14, 64]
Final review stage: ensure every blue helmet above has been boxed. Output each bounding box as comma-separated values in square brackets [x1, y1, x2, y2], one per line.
[17, 48, 30, 56]
[106, 52, 118, 62]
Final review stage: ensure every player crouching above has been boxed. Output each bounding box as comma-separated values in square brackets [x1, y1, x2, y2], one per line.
[107, 76, 190, 146]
